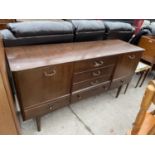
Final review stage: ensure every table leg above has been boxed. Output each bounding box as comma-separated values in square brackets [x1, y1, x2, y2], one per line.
[124, 83, 130, 94]
[135, 72, 143, 88]
[116, 85, 123, 98]
[36, 117, 41, 132]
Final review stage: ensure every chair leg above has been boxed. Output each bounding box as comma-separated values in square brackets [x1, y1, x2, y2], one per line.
[139, 69, 150, 87]
[135, 72, 143, 88]
[124, 83, 130, 94]
[116, 85, 123, 98]
[148, 125, 155, 135]
[150, 110, 155, 115]
[36, 117, 41, 132]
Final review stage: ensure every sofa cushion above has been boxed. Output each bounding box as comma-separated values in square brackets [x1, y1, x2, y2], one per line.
[0, 29, 74, 47]
[66, 20, 106, 41]
[104, 21, 134, 32]
[7, 21, 74, 37]
[103, 19, 135, 25]
[69, 20, 106, 32]
[143, 25, 155, 34]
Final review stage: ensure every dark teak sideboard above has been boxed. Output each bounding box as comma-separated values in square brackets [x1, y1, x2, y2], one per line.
[5, 39, 144, 131]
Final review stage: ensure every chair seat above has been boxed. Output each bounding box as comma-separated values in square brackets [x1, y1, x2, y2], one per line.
[129, 113, 155, 135]
[135, 62, 151, 73]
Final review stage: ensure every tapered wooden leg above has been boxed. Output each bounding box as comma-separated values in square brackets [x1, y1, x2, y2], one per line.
[124, 83, 129, 94]
[148, 125, 155, 135]
[150, 109, 155, 115]
[139, 69, 150, 87]
[135, 72, 143, 88]
[36, 117, 41, 132]
[116, 85, 123, 98]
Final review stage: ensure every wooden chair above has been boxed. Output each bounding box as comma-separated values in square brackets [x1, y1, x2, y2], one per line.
[130, 80, 155, 135]
[135, 62, 151, 88]
[117, 62, 151, 98]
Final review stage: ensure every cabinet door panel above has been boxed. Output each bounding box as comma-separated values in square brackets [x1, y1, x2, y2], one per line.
[13, 63, 73, 108]
[113, 52, 141, 79]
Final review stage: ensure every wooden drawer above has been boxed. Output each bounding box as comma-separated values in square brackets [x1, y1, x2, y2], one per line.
[72, 75, 111, 92]
[13, 63, 73, 109]
[110, 75, 133, 89]
[73, 65, 114, 83]
[71, 81, 110, 103]
[23, 95, 70, 120]
[74, 56, 117, 73]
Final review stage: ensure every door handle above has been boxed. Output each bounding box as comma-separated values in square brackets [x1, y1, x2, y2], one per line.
[44, 69, 56, 77]
[93, 60, 104, 67]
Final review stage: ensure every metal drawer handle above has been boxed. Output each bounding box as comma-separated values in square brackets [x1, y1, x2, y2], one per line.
[44, 69, 56, 77]
[92, 70, 101, 77]
[102, 85, 106, 89]
[90, 80, 99, 86]
[93, 60, 104, 67]
[128, 55, 135, 60]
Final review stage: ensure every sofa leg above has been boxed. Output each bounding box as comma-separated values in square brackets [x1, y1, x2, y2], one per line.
[116, 85, 123, 98]
[36, 117, 41, 132]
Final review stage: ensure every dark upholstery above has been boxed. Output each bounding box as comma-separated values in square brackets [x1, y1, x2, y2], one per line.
[103, 21, 135, 41]
[7, 21, 73, 37]
[67, 20, 106, 41]
[143, 25, 155, 34]
[103, 19, 135, 25]
[1, 21, 74, 47]
[130, 29, 151, 45]
[0, 20, 136, 47]
[130, 25, 153, 45]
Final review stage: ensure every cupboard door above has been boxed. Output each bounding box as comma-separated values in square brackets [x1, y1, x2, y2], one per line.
[113, 52, 142, 79]
[13, 63, 73, 109]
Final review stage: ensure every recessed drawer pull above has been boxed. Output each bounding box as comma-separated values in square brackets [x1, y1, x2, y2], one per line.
[44, 69, 56, 77]
[90, 80, 99, 86]
[77, 94, 82, 100]
[93, 60, 104, 67]
[49, 106, 53, 110]
[102, 85, 106, 90]
[120, 80, 124, 84]
[92, 70, 101, 77]
[128, 55, 135, 60]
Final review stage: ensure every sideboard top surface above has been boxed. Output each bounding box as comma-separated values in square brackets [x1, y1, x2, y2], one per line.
[5, 39, 144, 71]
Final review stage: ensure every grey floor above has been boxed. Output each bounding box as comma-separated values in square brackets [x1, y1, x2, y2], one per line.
[20, 73, 154, 135]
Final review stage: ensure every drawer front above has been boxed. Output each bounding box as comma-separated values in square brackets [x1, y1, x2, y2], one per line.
[74, 56, 117, 73]
[13, 63, 73, 108]
[71, 81, 110, 103]
[73, 65, 114, 83]
[72, 75, 111, 92]
[110, 75, 132, 89]
[24, 95, 70, 120]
